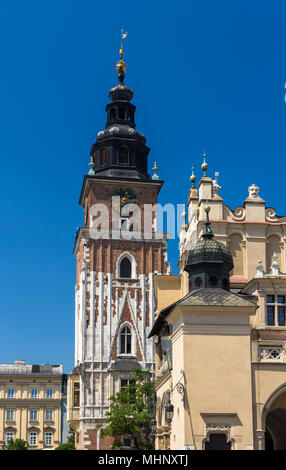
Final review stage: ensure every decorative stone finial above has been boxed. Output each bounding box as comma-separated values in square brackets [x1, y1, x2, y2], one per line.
[248, 183, 260, 199]
[212, 171, 221, 196]
[116, 29, 128, 83]
[190, 166, 196, 187]
[255, 260, 265, 278]
[268, 252, 281, 276]
[88, 156, 96, 175]
[152, 161, 159, 180]
[201, 152, 208, 177]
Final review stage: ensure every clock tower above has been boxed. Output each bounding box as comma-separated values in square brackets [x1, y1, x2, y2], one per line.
[68, 39, 169, 450]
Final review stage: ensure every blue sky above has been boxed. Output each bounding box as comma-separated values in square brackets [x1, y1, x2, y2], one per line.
[0, 1, 285, 373]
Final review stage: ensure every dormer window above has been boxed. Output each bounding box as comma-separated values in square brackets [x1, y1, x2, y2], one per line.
[119, 146, 129, 165]
[99, 148, 108, 166]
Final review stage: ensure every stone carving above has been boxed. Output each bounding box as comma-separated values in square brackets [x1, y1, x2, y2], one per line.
[248, 183, 260, 199]
[267, 252, 282, 276]
[211, 179, 221, 196]
[206, 424, 231, 432]
[255, 260, 265, 278]
[259, 347, 282, 360]
[265, 207, 279, 222]
[231, 206, 246, 221]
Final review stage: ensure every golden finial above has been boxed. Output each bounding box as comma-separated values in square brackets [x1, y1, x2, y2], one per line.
[116, 29, 128, 82]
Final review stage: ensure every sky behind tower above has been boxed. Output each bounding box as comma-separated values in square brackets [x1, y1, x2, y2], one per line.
[0, 0, 286, 373]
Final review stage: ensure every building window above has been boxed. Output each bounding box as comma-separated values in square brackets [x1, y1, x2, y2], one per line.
[30, 410, 38, 421]
[99, 148, 108, 166]
[120, 378, 130, 390]
[31, 388, 38, 399]
[29, 432, 38, 447]
[119, 146, 129, 165]
[45, 432, 53, 447]
[73, 383, 80, 407]
[45, 409, 53, 421]
[118, 107, 125, 120]
[110, 108, 116, 121]
[6, 432, 14, 446]
[46, 388, 53, 399]
[7, 388, 15, 398]
[122, 437, 132, 448]
[120, 325, 132, 355]
[119, 257, 132, 278]
[6, 409, 15, 421]
[266, 295, 286, 326]
[259, 346, 282, 361]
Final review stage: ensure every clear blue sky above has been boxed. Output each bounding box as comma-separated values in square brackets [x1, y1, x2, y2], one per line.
[0, 1, 285, 373]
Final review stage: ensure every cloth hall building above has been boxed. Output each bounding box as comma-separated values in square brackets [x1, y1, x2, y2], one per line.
[150, 165, 286, 450]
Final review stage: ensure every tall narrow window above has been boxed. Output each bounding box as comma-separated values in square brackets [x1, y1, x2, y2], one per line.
[119, 257, 132, 278]
[6, 432, 14, 446]
[31, 388, 38, 399]
[7, 388, 15, 398]
[120, 325, 132, 354]
[45, 432, 53, 447]
[45, 409, 53, 421]
[110, 108, 116, 121]
[118, 107, 125, 120]
[73, 382, 80, 407]
[30, 410, 38, 421]
[119, 146, 129, 164]
[6, 410, 15, 421]
[46, 388, 53, 399]
[99, 148, 108, 166]
[29, 432, 38, 447]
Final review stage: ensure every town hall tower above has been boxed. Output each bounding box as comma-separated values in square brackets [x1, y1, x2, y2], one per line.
[67, 37, 168, 450]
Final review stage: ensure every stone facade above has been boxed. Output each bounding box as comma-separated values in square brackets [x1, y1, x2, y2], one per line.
[151, 165, 286, 450]
[0, 361, 64, 449]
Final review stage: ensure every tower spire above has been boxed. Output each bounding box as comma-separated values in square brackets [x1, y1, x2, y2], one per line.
[116, 29, 127, 83]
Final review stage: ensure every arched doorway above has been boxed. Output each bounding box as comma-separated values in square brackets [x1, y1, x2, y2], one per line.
[265, 408, 286, 450]
[263, 386, 286, 450]
[204, 433, 232, 450]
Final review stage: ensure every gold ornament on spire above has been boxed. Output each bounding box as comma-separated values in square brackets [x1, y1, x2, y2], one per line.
[116, 29, 128, 82]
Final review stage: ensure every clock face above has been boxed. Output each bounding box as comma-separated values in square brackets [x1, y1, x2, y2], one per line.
[111, 186, 138, 213]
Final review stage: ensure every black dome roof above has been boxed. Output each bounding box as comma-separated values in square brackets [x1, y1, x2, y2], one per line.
[184, 237, 234, 273]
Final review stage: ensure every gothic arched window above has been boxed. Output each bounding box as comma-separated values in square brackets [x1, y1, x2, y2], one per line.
[119, 146, 129, 165]
[119, 257, 132, 278]
[120, 325, 132, 354]
[99, 148, 108, 166]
